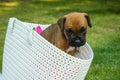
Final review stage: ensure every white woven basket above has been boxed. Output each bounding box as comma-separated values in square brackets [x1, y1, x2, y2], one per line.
[2, 18, 94, 80]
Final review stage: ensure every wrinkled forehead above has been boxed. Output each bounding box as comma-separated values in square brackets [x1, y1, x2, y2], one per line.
[64, 15, 88, 30]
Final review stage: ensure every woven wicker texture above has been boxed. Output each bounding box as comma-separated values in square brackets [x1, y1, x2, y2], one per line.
[2, 18, 94, 80]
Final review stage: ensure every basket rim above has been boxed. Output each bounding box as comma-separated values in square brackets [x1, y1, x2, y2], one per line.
[9, 17, 94, 62]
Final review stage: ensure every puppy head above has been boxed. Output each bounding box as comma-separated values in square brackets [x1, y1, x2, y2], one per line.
[57, 12, 92, 47]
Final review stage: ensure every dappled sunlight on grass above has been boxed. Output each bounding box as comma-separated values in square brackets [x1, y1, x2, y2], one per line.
[54, 6, 70, 11]
[0, 2, 19, 15]
[0, 2, 19, 7]
[38, 0, 60, 2]
[0, 7, 13, 14]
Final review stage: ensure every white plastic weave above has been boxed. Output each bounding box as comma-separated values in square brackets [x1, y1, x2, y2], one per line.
[1, 18, 94, 80]
[0, 74, 1, 80]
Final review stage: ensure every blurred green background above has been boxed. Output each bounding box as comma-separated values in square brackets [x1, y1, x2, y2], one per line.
[0, 0, 120, 80]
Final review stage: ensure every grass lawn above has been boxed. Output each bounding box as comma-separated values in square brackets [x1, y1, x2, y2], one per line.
[0, 0, 120, 80]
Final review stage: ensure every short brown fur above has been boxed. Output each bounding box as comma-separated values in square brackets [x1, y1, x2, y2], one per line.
[41, 12, 92, 56]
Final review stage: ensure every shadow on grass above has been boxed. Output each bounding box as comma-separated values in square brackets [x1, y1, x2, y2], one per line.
[31, 0, 120, 15]
[34, 0, 120, 14]
[1, 0, 120, 16]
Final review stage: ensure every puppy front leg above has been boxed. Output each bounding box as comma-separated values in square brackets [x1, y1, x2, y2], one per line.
[68, 49, 76, 56]
[66, 47, 76, 56]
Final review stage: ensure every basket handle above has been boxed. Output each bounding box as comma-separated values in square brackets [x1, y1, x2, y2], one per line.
[9, 18, 16, 33]
[9, 18, 34, 46]
[28, 27, 35, 46]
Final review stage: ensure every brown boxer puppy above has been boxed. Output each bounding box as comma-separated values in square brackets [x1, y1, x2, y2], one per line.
[41, 12, 92, 56]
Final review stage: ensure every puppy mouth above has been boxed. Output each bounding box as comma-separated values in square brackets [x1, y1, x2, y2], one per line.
[69, 43, 85, 47]
[68, 38, 86, 47]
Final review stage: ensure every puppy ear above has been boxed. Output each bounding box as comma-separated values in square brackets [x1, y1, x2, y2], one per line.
[84, 14, 92, 28]
[57, 17, 66, 31]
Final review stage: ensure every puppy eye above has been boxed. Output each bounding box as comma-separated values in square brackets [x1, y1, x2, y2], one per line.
[66, 28, 73, 34]
[80, 27, 86, 33]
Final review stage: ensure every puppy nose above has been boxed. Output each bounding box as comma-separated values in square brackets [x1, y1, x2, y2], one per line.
[74, 39, 81, 44]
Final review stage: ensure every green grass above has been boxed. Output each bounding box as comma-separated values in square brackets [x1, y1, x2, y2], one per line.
[0, 0, 120, 80]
